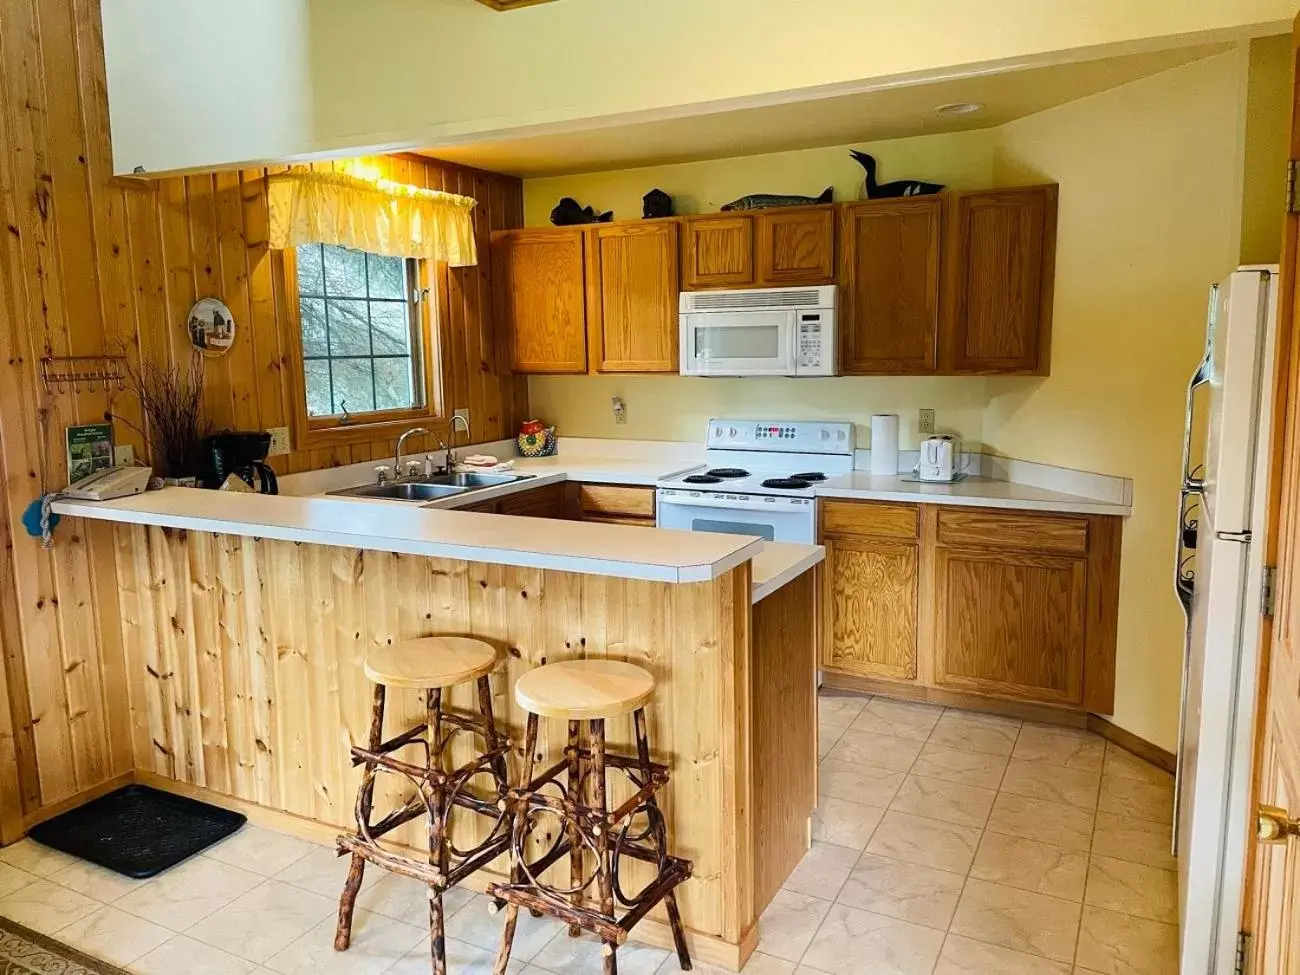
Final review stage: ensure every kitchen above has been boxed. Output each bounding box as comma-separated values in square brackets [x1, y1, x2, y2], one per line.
[0, 3, 1298, 975]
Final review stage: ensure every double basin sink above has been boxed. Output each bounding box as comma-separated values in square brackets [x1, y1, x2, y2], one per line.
[329, 471, 532, 503]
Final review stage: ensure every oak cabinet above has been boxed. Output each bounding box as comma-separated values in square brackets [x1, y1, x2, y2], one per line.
[460, 482, 569, 518]
[943, 184, 1057, 374]
[588, 223, 679, 372]
[569, 482, 657, 526]
[681, 216, 754, 290]
[493, 228, 588, 374]
[681, 206, 835, 290]
[839, 197, 944, 374]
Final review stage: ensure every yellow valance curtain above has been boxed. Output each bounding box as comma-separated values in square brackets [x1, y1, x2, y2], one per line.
[267, 170, 478, 267]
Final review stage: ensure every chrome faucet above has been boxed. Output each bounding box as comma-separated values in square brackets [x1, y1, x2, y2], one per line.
[394, 427, 447, 480]
[448, 412, 471, 470]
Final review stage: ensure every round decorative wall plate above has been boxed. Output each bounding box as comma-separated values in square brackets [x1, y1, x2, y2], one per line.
[187, 297, 236, 354]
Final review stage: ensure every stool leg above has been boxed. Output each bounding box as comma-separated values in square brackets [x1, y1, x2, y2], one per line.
[427, 687, 448, 975]
[590, 718, 617, 975]
[476, 675, 508, 785]
[336, 683, 386, 951]
[634, 708, 690, 971]
[566, 719, 583, 938]
[494, 711, 539, 975]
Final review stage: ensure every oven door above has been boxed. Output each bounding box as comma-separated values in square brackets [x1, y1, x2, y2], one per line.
[655, 489, 815, 543]
[680, 310, 796, 376]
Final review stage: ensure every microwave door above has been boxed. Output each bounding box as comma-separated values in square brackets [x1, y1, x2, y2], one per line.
[683, 311, 795, 376]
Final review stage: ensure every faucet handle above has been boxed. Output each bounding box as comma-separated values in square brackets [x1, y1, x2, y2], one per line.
[403, 460, 422, 478]
[374, 464, 393, 484]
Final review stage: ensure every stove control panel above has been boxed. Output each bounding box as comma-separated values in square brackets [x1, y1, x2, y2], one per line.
[706, 419, 855, 455]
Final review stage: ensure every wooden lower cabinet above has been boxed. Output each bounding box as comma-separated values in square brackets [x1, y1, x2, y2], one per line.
[461, 482, 568, 517]
[570, 482, 657, 526]
[821, 499, 1120, 713]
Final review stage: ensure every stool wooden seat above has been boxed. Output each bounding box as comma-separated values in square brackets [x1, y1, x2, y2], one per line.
[365, 636, 498, 689]
[514, 659, 655, 720]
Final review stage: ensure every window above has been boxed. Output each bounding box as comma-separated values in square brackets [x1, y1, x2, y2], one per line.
[286, 243, 439, 444]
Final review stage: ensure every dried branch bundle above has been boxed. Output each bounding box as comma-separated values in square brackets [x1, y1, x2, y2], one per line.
[111, 355, 210, 478]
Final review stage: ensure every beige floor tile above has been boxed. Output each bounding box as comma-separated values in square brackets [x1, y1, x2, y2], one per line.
[117, 856, 264, 932]
[889, 773, 996, 827]
[910, 743, 1009, 790]
[826, 731, 922, 773]
[811, 795, 884, 850]
[818, 694, 869, 730]
[733, 954, 797, 974]
[132, 935, 260, 975]
[447, 893, 564, 961]
[817, 759, 905, 807]
[528, 930, 667, 975]
[782, 843, 860, 899]
[1102, 744, 1173, 787]
[934, 934, 1072, 974]
[837, 853, 964, 930]
[1075, 906, 1178, 974]
[0, 878, 100, 936]
[205, 826, 318, 878]
[754, 888, 833, 963]
[0, 862, 36, 899]
[970, 831, 1088, 901]
[277, 847, 382, 896]
[393, 936, 525, 974]
[1098, 775, 1174, 824]
[801, 903, 944, 975]
[985, 793, 1095, 852]
[999, 759, 1100, 809]
[928, 712, 1020, 757]
[0, 839, 78, 878]
[48, 858, 155, 902]
[356, 872, 477, 927]
[1090, 812, 1177, 871]
[58, 905, 173, 967]
[264, 909, 425, 975]
[1013, 725, 1105, 771]
[950, 880, 1081, 963]
[187, 880, 336, 964]
[817, 720, 846, 759]
[847, 698, 943, 742]
[1083, 856, 1178, 924]
[865, 810, 981, 874]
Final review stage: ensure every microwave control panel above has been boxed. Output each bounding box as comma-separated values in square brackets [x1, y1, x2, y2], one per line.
[797, 313, 825, 369]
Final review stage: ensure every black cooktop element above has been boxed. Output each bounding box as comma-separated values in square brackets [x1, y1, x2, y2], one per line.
[761, 477, 812, 490]
[683, 474, 722, 485]
[792, 472, 827, 482]
[707, 468, 750, 479]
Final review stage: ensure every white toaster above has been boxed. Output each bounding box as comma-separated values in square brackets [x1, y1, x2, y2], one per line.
[917, 435, 963, 482]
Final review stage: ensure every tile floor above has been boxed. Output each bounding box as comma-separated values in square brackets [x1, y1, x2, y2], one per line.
[0, 691, 1178, 975]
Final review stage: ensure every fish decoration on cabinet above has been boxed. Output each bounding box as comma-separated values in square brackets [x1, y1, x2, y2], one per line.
[851, 150, 944, 198]
[643, 188, 674, 219]
[550, 197, 613, 226]
[720, 187, 833, 211]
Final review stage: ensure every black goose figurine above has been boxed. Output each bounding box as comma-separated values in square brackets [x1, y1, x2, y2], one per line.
[851, 151, 944, 199]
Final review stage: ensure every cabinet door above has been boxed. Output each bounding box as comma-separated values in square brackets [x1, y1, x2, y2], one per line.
[588, 223, 679, 372]
[933, 546, 1085, 705]
[756, 206, 834, 286]
[822, 534, 919, 680]
[681, 215, 754, 290]
[493, 229, 588, 373]
[497, 482, 568, 518]
[945, 185, 1057, 374]
[839, 197, 943, 374]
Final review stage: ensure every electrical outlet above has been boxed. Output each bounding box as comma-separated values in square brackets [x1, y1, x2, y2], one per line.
[612, 396, 627, 425]
[453, 407, 471, 426]
[267, 426, 290, 456]
[918, 409, 936, 437]
[113, 444, 134, 467]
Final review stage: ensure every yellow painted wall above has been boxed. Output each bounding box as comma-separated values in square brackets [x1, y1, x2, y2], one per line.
[1241, 35, 1293, 264]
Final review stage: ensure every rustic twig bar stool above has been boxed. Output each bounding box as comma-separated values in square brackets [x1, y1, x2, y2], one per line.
[490, 659, 693, 975]
[335, 636, 512, 975]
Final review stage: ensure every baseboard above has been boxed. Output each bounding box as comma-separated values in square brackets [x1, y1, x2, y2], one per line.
[19, 772, 133, 832]
[821, 671, 1089, 729]
[1086, 715, 1176, 774]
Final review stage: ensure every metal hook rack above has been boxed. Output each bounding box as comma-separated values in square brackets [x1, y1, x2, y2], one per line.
[40, 354, 129, 394]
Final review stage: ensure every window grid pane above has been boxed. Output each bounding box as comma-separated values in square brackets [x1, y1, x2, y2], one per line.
[296, 243, 419, 418]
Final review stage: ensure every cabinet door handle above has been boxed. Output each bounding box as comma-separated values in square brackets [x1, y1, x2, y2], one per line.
[1258, 804, 1300, 844]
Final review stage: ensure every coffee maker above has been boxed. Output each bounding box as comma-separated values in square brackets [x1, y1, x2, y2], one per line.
[202, 432, 278, 494]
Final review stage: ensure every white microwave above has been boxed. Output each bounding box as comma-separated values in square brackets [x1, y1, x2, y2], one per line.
[679, 285, 837, 377]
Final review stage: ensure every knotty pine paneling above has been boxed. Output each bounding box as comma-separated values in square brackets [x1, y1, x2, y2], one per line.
[0, 0, 526, 832]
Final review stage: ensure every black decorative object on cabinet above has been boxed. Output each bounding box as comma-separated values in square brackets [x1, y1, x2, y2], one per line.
[642, 188, 674, 218]
[550, 197, 613, 226]
[851, 150, 944, 198]
[721, 187, 833, 211]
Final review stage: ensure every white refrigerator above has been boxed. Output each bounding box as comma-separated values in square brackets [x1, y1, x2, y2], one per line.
[1175, 266, 1279, 974]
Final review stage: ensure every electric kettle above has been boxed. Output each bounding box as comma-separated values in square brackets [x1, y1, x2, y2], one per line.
[917, 435, 963, 482]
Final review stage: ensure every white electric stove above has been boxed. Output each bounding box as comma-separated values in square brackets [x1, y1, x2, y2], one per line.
[656, 419, 856, 543]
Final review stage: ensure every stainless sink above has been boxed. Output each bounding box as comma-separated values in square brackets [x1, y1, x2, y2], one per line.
[328, 471, 533, 502]
[421, 472, 531, 488]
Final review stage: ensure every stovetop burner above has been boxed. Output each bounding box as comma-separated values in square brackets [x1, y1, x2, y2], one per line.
[706, 467, 750, 479]
[683, 474, 722, 485]
[792, 472, 827, 482]
[761, 477, 812, 490]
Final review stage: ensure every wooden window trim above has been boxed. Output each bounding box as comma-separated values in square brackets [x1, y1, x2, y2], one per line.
[282, 246, 445, 449]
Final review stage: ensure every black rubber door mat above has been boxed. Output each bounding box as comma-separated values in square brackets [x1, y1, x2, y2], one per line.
[28, 785, 246, 879]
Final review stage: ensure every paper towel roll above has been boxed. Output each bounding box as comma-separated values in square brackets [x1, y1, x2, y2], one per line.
[870, 414, 900, 475]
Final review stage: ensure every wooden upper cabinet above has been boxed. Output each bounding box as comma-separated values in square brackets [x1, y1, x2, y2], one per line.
[587, 223, 679, 373]
[493, 228, 587, 373]
[839, 197, 944, 375]
[944, 185, 1057, 374]
[681, 215, 754, 290]
[755, 206, 835, 286]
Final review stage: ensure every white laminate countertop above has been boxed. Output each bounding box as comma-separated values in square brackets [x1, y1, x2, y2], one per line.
[751, 543, 824, 603]
[814, 472, 1130, 516]
[51, 488, 763, 585]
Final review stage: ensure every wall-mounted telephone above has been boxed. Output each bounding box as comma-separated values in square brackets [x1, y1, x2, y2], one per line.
[62, 465, 152, 501]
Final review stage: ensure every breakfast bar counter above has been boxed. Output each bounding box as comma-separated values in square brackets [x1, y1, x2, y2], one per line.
[50, 490, 822, 970]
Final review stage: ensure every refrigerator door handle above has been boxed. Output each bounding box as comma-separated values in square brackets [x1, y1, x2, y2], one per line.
[1180, 285, 1217, 494]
